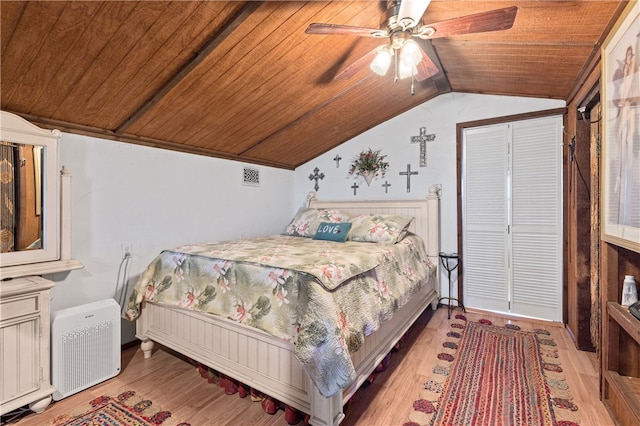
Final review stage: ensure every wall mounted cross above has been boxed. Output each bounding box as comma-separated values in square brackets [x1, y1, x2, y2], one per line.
[333, 154, 342, 168]
[382, 181, 391, 193]
[351, 182, 359, 196]
[308, 167, 325, 191]
[411, 127, 436, 167]
[399, 163, 418, 193]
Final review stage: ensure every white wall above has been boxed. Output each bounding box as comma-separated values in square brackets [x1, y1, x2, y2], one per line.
[293, 93, 565, 297]
[47, 134, 294, 342]
[41, 92, 565, 342]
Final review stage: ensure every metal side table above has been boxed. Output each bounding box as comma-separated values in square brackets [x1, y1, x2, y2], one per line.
[438, 252, 465, 319]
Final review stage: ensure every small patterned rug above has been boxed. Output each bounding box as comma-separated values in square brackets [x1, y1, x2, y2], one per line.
[405, 315, 580, 426]
[52, 389, 190, 426]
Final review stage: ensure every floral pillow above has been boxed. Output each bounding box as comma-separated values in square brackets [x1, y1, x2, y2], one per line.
[283, 208, 351, 238]
[348, 214, 414, 244]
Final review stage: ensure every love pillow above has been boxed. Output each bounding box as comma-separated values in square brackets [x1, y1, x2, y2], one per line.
[312, 222, 352, 242]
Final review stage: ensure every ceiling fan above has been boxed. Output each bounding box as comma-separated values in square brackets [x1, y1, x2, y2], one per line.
[305, 0, 518, 93]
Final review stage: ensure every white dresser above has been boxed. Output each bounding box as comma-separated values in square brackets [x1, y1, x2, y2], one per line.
[0, 112, 82, 416]
[0, 276, 55, 415]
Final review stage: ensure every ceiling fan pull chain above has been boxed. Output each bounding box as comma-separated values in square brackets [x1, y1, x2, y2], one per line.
[394, 52, 399, 82]
[411, 70, 415, 95]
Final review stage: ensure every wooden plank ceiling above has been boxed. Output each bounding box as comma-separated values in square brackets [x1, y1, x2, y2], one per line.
[0, 1, 624, 170]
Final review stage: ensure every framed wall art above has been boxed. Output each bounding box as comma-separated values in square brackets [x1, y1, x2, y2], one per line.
[601, 0, 640, 253]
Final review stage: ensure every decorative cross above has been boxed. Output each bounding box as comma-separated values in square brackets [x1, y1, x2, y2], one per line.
[399, 163, 418, 193]
[382, 181, 391, 194]
[308, 167, 325, 191]
[351, 182, 359, 196]
[411, 127, 436, 167]
[333, 154, 342, 168]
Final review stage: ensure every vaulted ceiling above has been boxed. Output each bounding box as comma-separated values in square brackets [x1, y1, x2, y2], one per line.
[0, 1, 625, 170]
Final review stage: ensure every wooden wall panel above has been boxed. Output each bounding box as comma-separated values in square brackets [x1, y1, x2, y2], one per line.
[0, 1, 627, 169]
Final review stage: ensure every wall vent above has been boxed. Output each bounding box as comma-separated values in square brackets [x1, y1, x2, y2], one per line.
[243, 167, 260, 186]
[51, 299, 121, 400]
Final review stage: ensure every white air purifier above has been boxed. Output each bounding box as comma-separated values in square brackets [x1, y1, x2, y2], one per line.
[51, 299, 121, 400]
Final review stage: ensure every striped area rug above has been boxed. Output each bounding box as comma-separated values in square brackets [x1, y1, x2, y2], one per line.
[406, 315, 580, 426]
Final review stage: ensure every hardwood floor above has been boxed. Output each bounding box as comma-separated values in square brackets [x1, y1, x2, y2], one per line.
[10, 307, 614, 426]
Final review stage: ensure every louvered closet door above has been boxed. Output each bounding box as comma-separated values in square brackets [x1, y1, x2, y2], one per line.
[462, 116, 563, 322]
[462, 124, 510, 313]
[510, 117, 562, 321]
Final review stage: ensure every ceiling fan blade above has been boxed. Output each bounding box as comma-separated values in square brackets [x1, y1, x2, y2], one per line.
[334, 48, 380, 80]
[398, 0, 431, 29]
[305, 23, 384, 37]
[414, 45, 439, 82]
[417, 6, 518, 39]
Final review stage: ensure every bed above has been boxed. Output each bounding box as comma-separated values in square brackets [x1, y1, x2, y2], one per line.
[127, 187, 441, 426]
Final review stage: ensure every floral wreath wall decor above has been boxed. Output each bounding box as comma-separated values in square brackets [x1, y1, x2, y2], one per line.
[348, 148, 389, 186]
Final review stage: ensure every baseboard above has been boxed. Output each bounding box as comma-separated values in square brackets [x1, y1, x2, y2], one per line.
[121, 338, 141, 351]
[463, 307, 566, 328]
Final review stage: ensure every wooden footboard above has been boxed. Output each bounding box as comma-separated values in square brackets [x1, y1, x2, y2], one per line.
[136, 277, 438, 426]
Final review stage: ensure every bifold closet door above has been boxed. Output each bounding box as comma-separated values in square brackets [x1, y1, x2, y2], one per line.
[510, 117, 563, 321]
[462, 124, 510, 313]
[462, 116, 563, 322]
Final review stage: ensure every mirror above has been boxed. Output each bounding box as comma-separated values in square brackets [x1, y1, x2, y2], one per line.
[1, 142, 45, 253]
[0, 111, 59, 268]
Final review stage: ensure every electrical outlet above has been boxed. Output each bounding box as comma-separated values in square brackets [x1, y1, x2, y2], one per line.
[121, 243, 132, 258]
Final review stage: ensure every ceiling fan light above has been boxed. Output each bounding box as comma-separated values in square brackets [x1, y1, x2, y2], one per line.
[400, 39, 421, 68]
[397, 61, 416, 80]
[370, 48, 392, 76]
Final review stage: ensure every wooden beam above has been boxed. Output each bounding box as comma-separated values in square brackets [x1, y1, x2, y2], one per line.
[566, 0, 629, 103]
[115, 1, 262, 134]
[11, 111, 295, 170]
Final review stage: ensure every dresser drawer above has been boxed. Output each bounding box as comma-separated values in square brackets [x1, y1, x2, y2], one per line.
[0, 294, 39, 322]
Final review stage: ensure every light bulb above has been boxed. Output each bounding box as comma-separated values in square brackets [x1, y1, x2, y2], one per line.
[401, 40, 421, 69]
[398, 60, 416, 80]
[370, 47, 392, 76]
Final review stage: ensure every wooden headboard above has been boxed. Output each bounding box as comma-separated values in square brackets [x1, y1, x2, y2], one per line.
[307, 185, 441, 261]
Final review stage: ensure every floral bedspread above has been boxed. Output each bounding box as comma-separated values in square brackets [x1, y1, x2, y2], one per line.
[126, 234, 435, 397]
